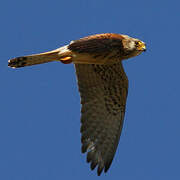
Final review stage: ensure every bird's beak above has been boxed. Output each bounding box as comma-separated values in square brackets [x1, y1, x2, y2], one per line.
[137, 41, 146, 52]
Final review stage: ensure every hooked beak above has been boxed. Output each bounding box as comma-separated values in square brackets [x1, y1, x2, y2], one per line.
[137, 41, 146, 52]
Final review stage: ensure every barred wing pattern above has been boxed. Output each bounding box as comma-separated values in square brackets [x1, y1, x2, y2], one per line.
[75, 62, 128, 175]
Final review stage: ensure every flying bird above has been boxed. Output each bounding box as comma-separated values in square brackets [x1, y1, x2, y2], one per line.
[8, 33, 146, 175]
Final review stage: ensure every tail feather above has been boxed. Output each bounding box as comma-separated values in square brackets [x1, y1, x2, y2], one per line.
[8, 45, 72, 68]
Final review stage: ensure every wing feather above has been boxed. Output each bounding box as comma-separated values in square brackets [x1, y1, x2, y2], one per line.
[75, 62, 128, 175]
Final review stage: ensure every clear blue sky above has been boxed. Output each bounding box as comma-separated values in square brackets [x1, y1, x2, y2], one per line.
[1, 0, 180, 179]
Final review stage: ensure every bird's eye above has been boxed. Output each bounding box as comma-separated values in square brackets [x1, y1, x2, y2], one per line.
[135, 41, 140, 46]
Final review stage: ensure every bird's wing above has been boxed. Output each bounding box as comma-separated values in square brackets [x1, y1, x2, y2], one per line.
[75, 62, 128, 175]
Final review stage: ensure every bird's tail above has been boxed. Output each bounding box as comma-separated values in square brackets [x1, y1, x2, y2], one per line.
[8, 45, 73, 68]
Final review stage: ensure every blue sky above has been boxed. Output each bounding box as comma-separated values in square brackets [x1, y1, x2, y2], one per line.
[1, 0, 180, 179]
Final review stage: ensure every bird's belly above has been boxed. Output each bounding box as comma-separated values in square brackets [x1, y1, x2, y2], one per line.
[72, 53, 121, 65]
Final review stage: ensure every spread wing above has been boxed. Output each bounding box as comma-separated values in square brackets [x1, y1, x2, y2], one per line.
[75, 62, 128, 175]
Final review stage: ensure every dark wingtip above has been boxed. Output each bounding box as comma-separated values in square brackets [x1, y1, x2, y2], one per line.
[104, 160, 112, 173]
[90, 161, 98, 170]
[97, 164, 104, 176]
[8, 56, 27, 68]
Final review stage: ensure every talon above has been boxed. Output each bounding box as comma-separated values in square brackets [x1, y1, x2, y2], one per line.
[60, 56, 72, 61]
[60, 56, 72, 64]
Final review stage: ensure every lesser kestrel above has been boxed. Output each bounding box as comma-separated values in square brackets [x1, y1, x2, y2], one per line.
[8, 33, 146, 175]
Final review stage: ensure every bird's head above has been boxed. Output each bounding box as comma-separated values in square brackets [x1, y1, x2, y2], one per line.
[121, 35, 146, 59]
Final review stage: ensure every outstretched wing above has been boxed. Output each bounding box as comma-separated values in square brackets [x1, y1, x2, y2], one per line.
[75, 62, 128, 175]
